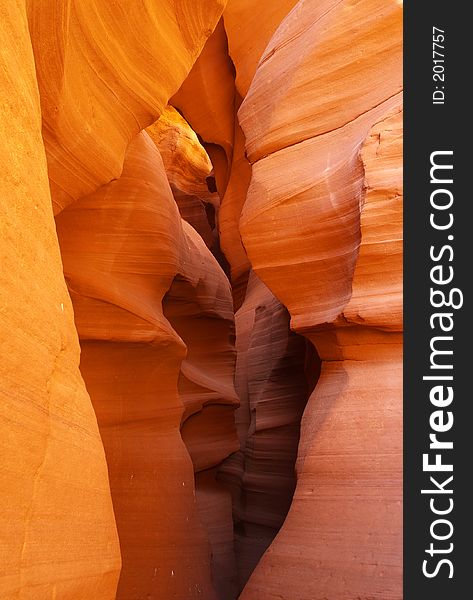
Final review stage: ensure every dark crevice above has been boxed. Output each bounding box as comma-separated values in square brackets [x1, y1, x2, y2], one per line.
[217, 298, 321, 597]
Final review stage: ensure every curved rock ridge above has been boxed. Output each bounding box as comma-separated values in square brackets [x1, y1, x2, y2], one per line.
[219, 271, 319, 591]
[147, 107, 215, 203]
[236, 0, 403, 598]
[344, 106, 403, 331]
[195, 469, 239, 600]
[0, 3, 120, 598]
[55, 131, 227, 600]
[242, 328, 402, 600]
[164, 219, 239, 472]
[239, 0, 402, 332]
[223, 0, 299, 97]
[239, 0, 403, 163]
[147, 106, 219, 249]
[1, 1, 404, 599]
[26, 0, 226, 213]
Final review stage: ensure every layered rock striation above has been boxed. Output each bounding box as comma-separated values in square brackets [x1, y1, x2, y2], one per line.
[219, 272, 319, 590]
[1, 1, 403, 599]
[27, 0, 227, 213]
[236, 1, 403, 598]
[0, 3, 120, 598]
[56, 130, 240, 599]
[146, 107, 219, 250]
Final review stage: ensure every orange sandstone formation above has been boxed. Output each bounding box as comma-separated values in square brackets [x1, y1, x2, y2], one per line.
[237, 0, 403, 598]
[223, 0, 300, 97]
[218, 108, 253, 307]
[239, 0, 402, 165]
[163, 218, 240, 477]
[163, 220, 240, 599]
[26, 0, 226, 212]
[147, 107, 218, 249]
[0, 3, 120, 598]
[243, 328, 402, 600]
[219, 272, 318, 589]
[55, 132, 223, 600]
[195, 469, 239, 600]
[345, 107, 403, 330]
[1, 1, 403, 599]
[147, 107, 216, 205]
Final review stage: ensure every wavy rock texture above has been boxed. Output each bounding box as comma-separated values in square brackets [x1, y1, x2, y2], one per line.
[195, 469, 239, 600]
[239, 0, 402, 164]
[223, 0, 299, 97]
[344, 107, 403, 329]
[219, 272, 318, 590]
[163, 220, 240, 599]
[0, 3, 120, 598]
[2, 1, 403, 599]
[237, 0, 403, 598]
[165, 220, 238, 454]
[55, 132, 226, 600]
[164, 222, 239, 464]
[246, 327, 402, 600]
[26, 0, 226, 212]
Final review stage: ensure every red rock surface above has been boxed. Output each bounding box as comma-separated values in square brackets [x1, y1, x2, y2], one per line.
[195, 469, 239, 600]
[224, 0, 299, 97]
[147, 107, 219, 250]
[163, 218, 240, 476]
[345, 107, 403, 330]
[236, 1, 403, 598]
[218, 106, 253, 306]
[241, 329, 402, 600]
[163, 219, 240, 598]
[172, 18, 236, 197]
[2, 1, 403, 599]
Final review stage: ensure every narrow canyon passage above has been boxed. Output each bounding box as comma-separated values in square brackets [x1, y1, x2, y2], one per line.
[1, 2, 402, 599]
[54, 102, 317, 599]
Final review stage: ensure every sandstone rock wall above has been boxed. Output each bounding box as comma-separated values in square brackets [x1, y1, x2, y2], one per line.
[172, 18, 236, 198]
[1, 1, 403, 599]
[236, 1, 403, 598]
[26, 0, 226, 213]
[224, 0, 299, 97]
[163, 220, 241, 598]
[55, 130, 240, 599]
[2, 2, 232, 598]
[0, 3, 120, 597]
[147, 107, 220, 251]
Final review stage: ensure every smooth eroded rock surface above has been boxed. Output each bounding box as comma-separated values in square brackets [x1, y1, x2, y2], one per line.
[0, 3, 120, 598]
[2, 1, 403, 598]
[147, 107, 219, 249]
[55, 132, 222, 600]
[237, 1, 403, 598]
[240, 328, 402, 600]
[172, 18, 236, 197]
[224, 0, 299, 97]
[27, 0, 226, 212]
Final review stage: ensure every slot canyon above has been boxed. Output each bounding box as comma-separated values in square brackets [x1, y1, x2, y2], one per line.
[0, 1, 402, 599]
